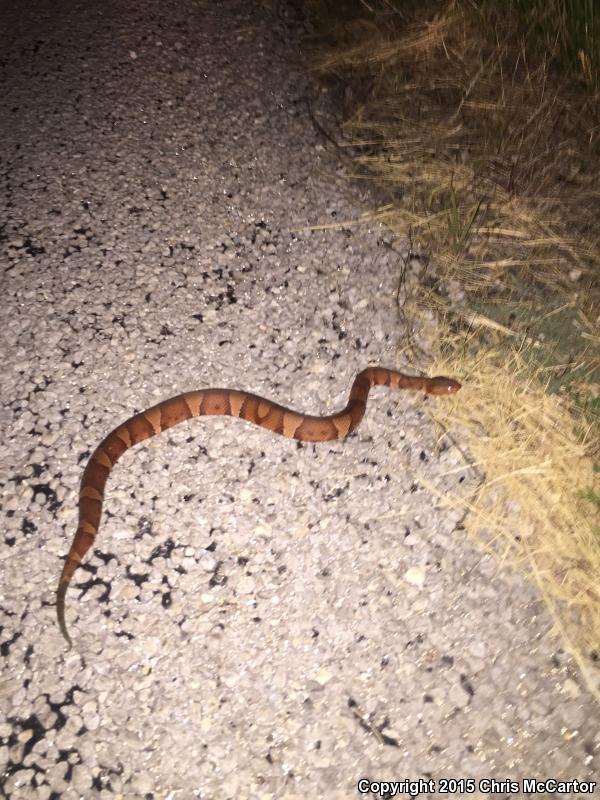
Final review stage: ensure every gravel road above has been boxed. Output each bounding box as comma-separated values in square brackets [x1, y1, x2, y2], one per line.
[1, 0, 598, 797]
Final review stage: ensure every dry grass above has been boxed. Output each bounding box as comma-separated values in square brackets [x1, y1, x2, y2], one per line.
[305, 0, 600, 692]
[308, 1, 600, 305]
[428, 343, 600, 695]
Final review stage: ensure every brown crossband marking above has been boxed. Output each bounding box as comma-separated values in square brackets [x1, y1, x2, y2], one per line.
[56, 367, 461, 648]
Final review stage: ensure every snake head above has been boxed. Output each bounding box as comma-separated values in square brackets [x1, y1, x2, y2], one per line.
[427, 376, 462, 395]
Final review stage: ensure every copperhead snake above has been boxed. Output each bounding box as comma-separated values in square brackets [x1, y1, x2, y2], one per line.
[57, 367, 461, 648]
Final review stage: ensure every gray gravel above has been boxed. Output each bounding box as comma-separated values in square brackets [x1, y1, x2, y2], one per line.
[1, 0, 598, 798]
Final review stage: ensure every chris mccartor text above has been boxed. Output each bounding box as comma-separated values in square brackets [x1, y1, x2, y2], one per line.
[357, 777, 596, 797]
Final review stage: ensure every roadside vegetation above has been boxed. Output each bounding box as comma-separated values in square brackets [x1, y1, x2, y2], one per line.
[304, 0, 600, 695]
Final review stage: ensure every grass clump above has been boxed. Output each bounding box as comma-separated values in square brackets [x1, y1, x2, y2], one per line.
[305, 0, 600, 694]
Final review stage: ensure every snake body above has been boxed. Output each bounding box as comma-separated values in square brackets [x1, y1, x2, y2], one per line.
[57, 367, 461, 647]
